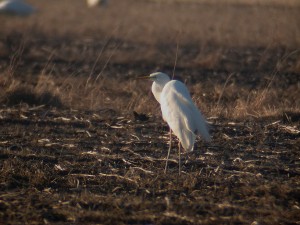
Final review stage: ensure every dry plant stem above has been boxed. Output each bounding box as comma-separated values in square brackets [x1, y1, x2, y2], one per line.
[9, 40, 25, 76]
[41, 49, 56, 75]
[95, 41, 122, 83]
[257, 49, 300, 108]
[164, 129, 172, 174]
[178, 142, 181, 176]
[95, 25, 128, 83]
[216, 73, 234, 107]
[85, 25, 122, 88]
[85, 42, 107, 87]
[256, 71, 277, 108]
[172, 40, 179, 80]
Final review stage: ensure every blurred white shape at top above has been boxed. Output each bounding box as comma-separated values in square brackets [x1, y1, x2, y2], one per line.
[0, 0, 36, 16]
[86, 0, 108, 7]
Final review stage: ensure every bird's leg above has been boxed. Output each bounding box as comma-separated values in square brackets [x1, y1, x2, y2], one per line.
[164, 129, 172, 174]
[178, 142, 181, 175]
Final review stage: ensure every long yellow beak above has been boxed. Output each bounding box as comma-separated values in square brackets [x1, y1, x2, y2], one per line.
[135, 76, 150, 80]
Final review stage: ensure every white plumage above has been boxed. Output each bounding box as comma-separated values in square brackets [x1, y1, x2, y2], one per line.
[0, 0, 36, 16]
[145, 72, 211, 173]
[86, 0, 108, 7]
[161, 80, 211, 149]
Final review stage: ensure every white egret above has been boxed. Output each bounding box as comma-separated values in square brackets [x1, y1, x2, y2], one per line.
[140, 72, 211, 174]
[0, 0, 36, 16]
[86, 0, 108, 7]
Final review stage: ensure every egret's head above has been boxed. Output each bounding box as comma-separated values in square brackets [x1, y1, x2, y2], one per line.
[136, 72, 170, 104]
[148, 72, 170, 84]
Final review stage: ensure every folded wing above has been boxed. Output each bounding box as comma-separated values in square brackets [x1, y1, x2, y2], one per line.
[161, 80, 211, 146]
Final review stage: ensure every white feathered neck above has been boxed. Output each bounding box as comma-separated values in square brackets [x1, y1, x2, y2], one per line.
[150, 72, 171, 104]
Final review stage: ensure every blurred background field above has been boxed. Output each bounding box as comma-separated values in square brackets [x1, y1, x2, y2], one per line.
[2, 0, 299, 46]
[1, 0, 299, 118]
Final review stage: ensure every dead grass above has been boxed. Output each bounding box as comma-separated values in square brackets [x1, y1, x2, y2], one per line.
[1, 67, 299, 120]
[0, 33, 299, 117]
